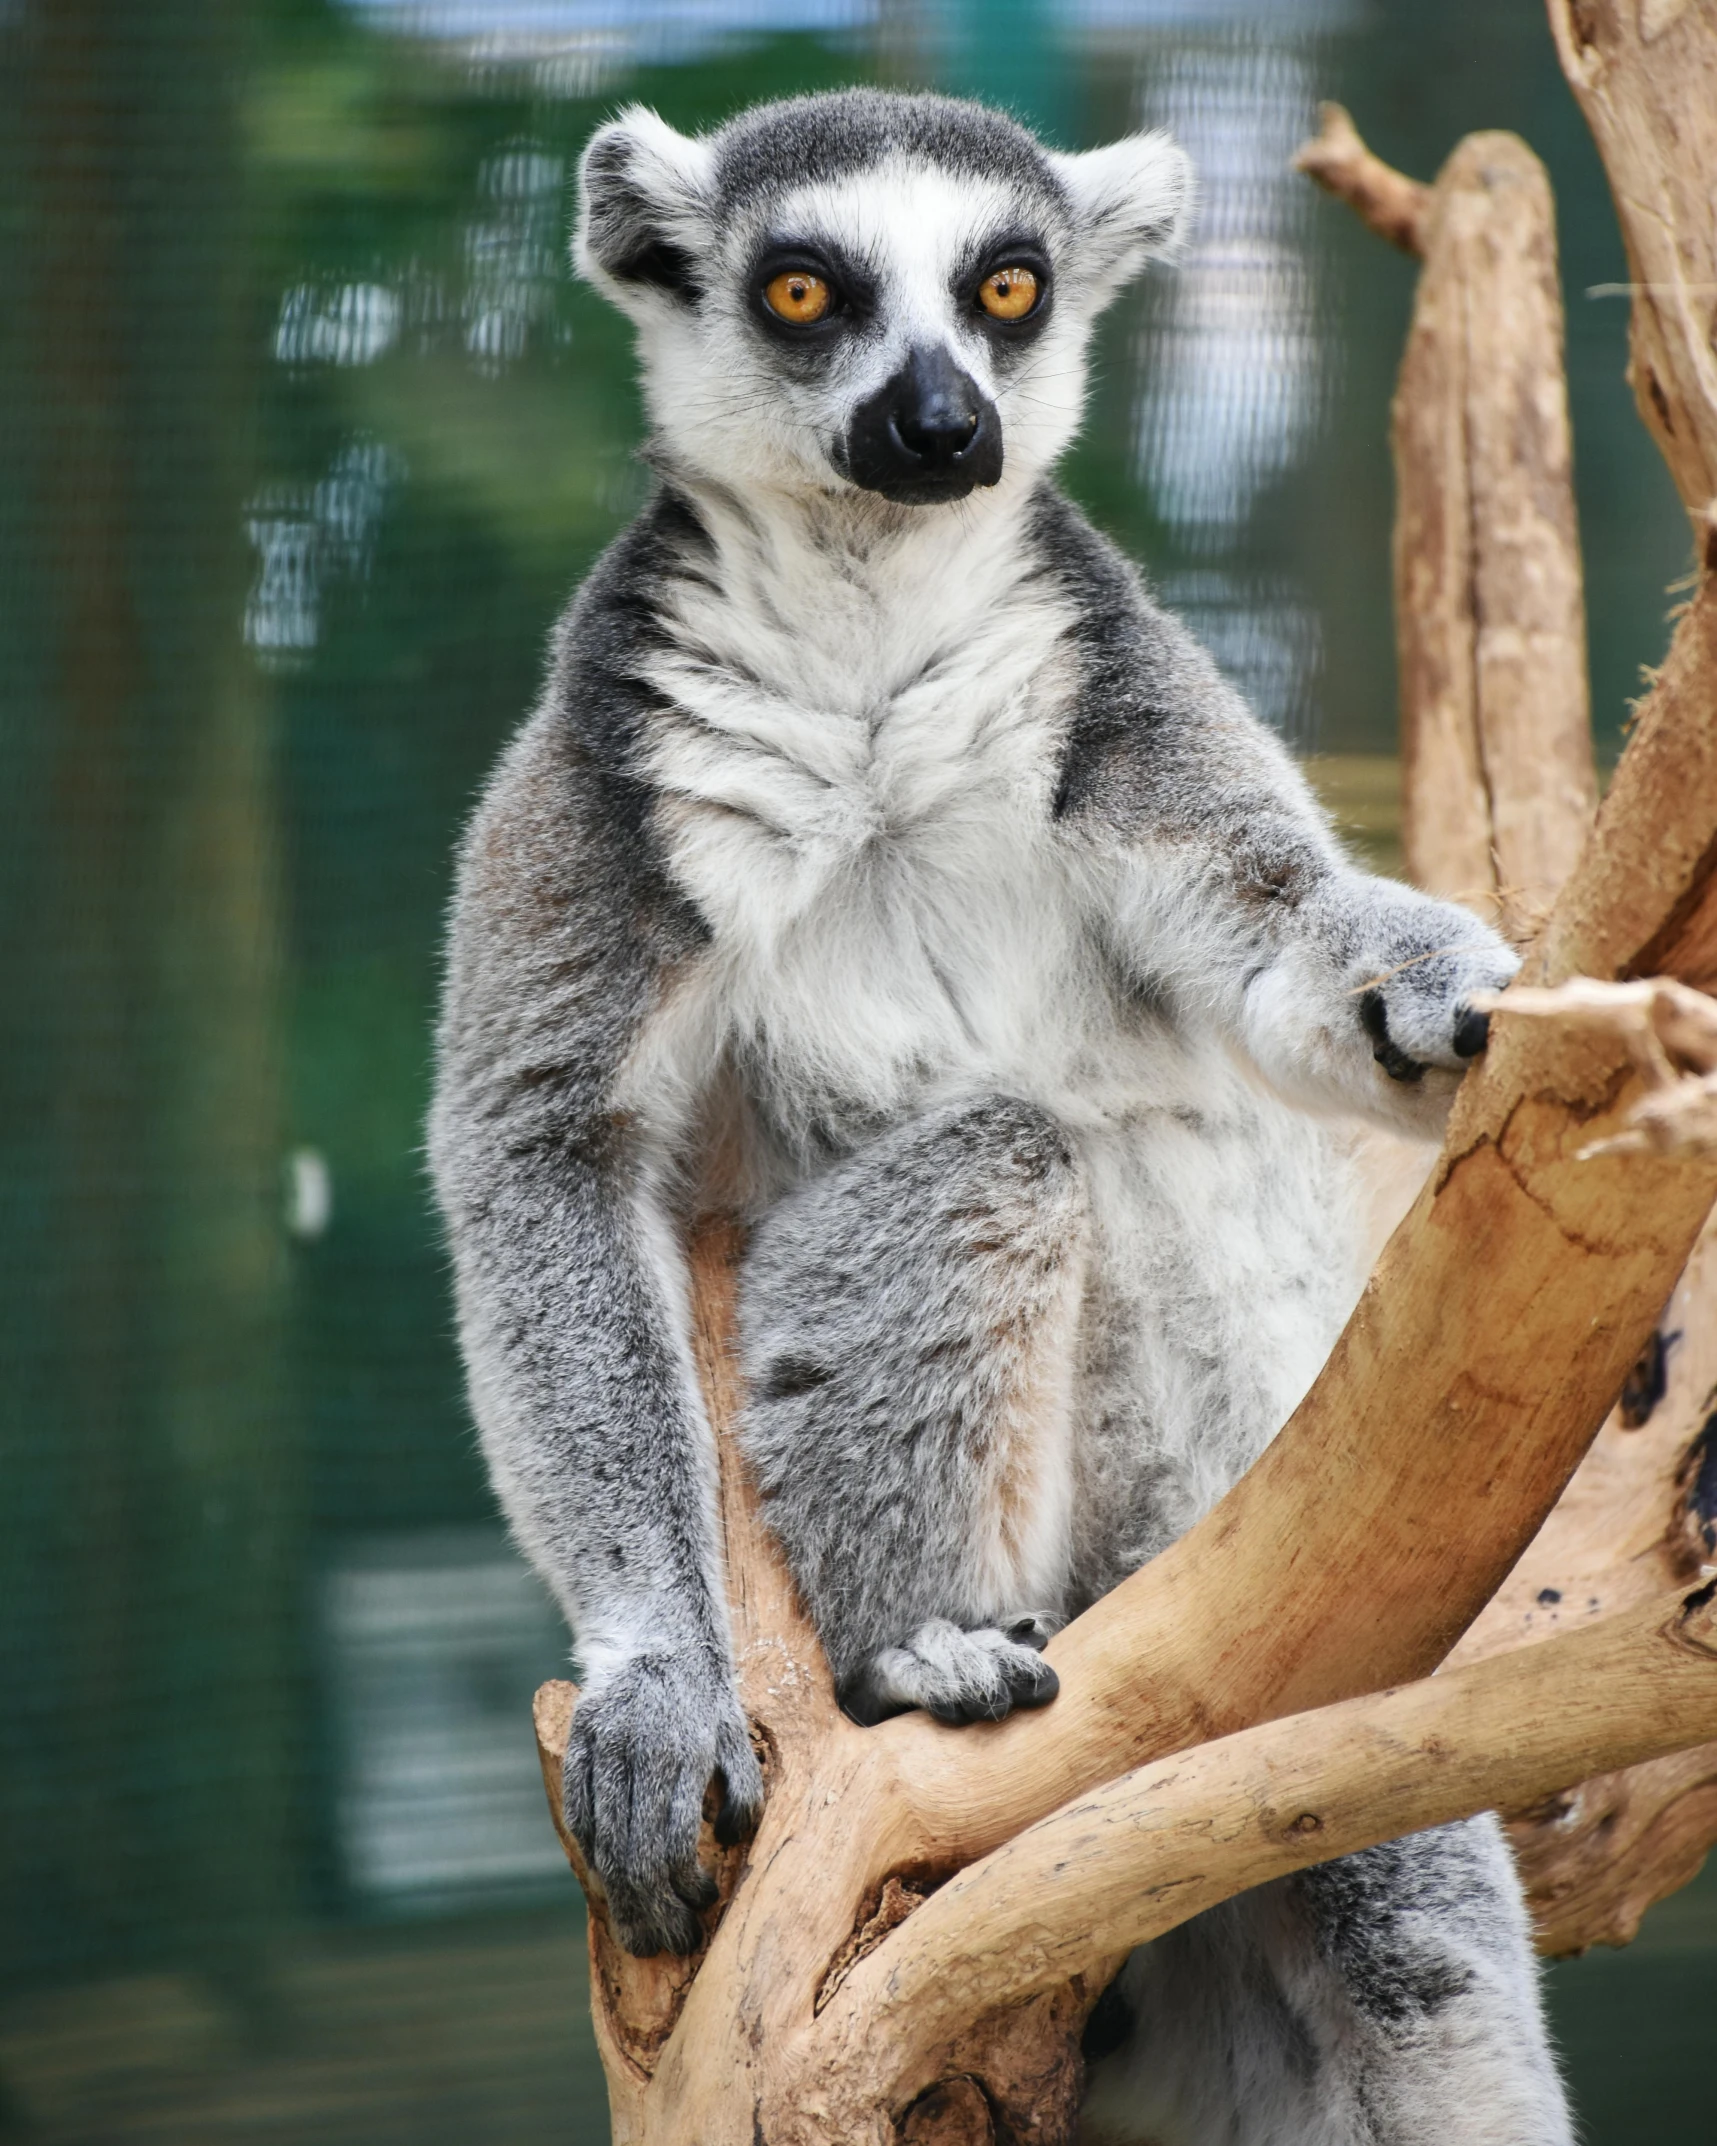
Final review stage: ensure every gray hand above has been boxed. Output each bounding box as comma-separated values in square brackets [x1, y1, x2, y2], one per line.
[562, 1649, 764, 1956]
[1357, 930, 1519, 1084]
[839, 1614, 1061, 1728]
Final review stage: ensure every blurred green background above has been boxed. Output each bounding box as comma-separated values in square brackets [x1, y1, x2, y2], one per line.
[1, 1, 1709, 2139]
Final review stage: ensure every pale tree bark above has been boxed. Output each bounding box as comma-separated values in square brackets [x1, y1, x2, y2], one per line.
[1449, 979, 1717, 1952]
[1299, 105, 1597, 935]
[1546, 0, 1717, 551]
[1304, 84, 1717, 1959]
[527, 17, 1717, 2139]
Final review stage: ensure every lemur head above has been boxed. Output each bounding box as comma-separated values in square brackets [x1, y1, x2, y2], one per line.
[575, 90, 1190, 511]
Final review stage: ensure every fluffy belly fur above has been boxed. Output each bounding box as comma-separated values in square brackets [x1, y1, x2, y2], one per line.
[1066, 1096, 1363, 1608]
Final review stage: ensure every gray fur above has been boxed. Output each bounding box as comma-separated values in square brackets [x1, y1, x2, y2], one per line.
[430, 88, 1566, 2142]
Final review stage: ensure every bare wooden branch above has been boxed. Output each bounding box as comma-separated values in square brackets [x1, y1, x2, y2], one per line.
[1311, 53, 1717, 1948]
[872, 685, 1717, 1871]
[1509, 1742, 1717, 1956]
[1532, 584, 1717, 992]
[1473, 976, 1717, 1152]
[1452, 1187, 1717, 1952]
[1392, 131, 1597, 934]
[1292, 103, 1430, 255]
[1546, 0, 1717, 537]
[806, 1582, 1717, 2130]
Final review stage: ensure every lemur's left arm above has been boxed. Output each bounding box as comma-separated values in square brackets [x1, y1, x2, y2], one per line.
[1049, 523, 1517, 1134]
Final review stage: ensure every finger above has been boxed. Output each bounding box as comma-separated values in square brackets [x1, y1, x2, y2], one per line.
[664, 1762, 719, 1912]
[837, 1665, 908, 1728]
[605, 1866, 703, 1958]
[562, 1725, 599, 1865]
[602, 1746, 707, 1956]
[611, 1720, 715, 1926]
[1006, 1657, 1059, 1710]
[1358, 987, 1428, 1084]
[713, 1723, 765, 1846]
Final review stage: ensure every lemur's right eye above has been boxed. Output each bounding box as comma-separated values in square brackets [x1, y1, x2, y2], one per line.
[978, 265, 1041, 322]
[764, 270, 832, 325]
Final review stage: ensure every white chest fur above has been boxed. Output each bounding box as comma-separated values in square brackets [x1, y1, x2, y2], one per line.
[629, 493, 1116, 1147]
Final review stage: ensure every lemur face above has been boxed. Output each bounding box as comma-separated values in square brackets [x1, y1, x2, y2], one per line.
[576, 91, 1191, 508]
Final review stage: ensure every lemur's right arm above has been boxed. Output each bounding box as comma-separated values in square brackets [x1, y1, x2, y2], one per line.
[1039, 497, 1518, 1127]
[429, 583, 760, 1958]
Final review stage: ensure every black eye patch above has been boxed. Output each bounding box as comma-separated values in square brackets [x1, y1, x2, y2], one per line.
[957, 234, 1054, 340]
[746, 238, 879, 347]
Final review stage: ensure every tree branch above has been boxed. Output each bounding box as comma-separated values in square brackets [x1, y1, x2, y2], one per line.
[1529, 583, 1717, 992]
[876, 893, 1717, 1876]
[1299, 109, 1598, 938]
[1392, 131, 1596, 934]
[808, 1582, 1717, 2125]
[1293, 103, 1430, 256]
[1546, 0, 1717, 538]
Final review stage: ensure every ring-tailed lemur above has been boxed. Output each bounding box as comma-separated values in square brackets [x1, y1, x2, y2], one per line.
[430, 89, 1571, 2145]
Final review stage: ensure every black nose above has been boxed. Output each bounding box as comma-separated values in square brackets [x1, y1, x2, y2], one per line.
[842, 344, 1003, 504]
[894, 354, 980, 466]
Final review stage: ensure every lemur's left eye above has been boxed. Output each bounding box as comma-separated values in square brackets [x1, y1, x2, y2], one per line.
[978, 265, 1041, 322]
[764, 270, 832, 325]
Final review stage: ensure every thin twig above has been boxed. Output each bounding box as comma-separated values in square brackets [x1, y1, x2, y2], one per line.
[1292, 103, 1431, 257]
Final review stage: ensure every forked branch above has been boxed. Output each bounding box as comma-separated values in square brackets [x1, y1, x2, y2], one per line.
[808, 1582, 1717, 2124]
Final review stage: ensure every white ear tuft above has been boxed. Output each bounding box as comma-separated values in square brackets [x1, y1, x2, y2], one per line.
[574, 106, 716, 308]
[1050, 131, 1194, 297]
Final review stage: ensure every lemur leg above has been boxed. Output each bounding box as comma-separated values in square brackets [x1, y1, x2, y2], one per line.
[1080, 1817, 1571, 2146]
[737, 1094, 1089, 1726]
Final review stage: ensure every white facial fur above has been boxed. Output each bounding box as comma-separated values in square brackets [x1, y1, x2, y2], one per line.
[574, 106, 1192, 508]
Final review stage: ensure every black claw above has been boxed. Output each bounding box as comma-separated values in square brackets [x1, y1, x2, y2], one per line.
[1358, 987, 1427, 1085]
[1007, 1616, 1050, 1651]
[713, 1777, 761, 1847]
[838, 1669, 908, 1728]
[671, 1861, 720, 1912]
[1013, 1663, 1059, 1710]
[1452, 1004, 1491, 1059]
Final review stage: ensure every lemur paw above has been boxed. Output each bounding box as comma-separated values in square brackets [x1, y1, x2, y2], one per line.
[839, 1615, 1061, 1728]
[561, 1651, 763, 1957]
[1357, 933, 1519, 1084]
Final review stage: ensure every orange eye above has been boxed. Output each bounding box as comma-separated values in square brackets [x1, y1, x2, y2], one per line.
[977, 264, 1041, 322]
[764, 269, 832, 324]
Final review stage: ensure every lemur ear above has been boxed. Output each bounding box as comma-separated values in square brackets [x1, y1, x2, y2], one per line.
[575, 106, 715, 309]
[1049, 131, 1193, 301]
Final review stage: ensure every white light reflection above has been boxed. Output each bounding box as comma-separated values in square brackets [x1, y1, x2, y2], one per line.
[244, 437, 405, 660]
[1125, 34, 1336, 743]
[1131, 39, 1330, 543]
[275, 281, 402, 367]
[464, 142, 568, 373]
